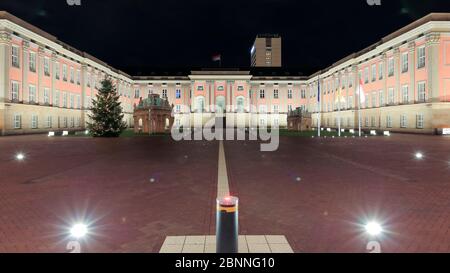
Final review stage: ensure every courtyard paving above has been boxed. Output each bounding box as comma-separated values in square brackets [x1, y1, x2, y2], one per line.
[0, 133, 449, 252]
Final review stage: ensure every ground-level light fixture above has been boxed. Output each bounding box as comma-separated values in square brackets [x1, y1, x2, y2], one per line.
[415, 152, 424, 160]
[365, 221, 383, 236]
[15, 153, 25, 161]
[70, 223, 89, 239]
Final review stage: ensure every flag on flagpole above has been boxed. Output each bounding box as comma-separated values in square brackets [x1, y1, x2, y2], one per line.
[358, 79, 366, 104]
[212, 54, 221, 62]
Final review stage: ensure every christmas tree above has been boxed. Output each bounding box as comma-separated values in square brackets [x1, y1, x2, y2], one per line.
[87, 78, 127, 137]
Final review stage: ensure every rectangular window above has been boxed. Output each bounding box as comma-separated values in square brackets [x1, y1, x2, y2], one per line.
[365, 117, 369, 127]
[260, 89, 265, 99]
[76, 70, 81, 85]
[400, 115, 407, 128]
[135, 89, 140, 98]
[29, 85, 36, 103]
[272, 105, 279, 113]
[371, 116, 376, 127]
[418, 47, 426, 69]
[11, 81, 19, 101]
[418, 82, 426, 102]
[44, 88, 50, 104]
[378, 90, 384, 106]
[197, 86, 204, 91]
[349, 76, 353, 88]
[31, 115, 38, 129]
[63, 117, 68, 128]
[63, 92, 67, 108]
[300, 89, 305, 99]
[378, 63, 383, 80]
[55, 62, 60, 79]
[372, 92, 377, 108]
[70, 68, 74, 83]
[12, 45, 20, 68]
[70, 117, 75, 128]
[175, 105, 181, 113]
[77, 95, 81, 109]
[13, 114, 21, 129]
[401, 85, 409, 104]
[288, 89, 293, 99]
[86, 74, 90, 87]
[273, 89, 279, 99]
[371, 64, 377, 82]
[62, 64, 67, 81]
[416, 114, 424, 129]
[54, 91, 60, 107]
[348, 96, 353, 109]
[29, 52, 36, 72]
[401, 53, 408, 73]
[259, 105, 267, 113]
[388, 58, 394, 77]
[162, 89, 167, 98]
[46, 116, 52, 128]
[386, 115, 392, 128]
[364, 67, 369, 84]
[70, 94, 74, 108]
[176, 89, 181, 99]
[288, 105, 292, 112]
[44, 58, 50, 76]
[388, 88, 395, 105]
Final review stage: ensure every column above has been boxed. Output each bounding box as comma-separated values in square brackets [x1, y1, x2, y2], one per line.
[382, 52, 388, 105]
[0, 30, 11, 135]
[211, 80, 215, 112]
[22, 40, 29, 103]
[426, 32, 440, 102]
[408, 41, 416, 103]
[190, 81, 194, 112]
[205, 80, 210, 112]
[51, 51, 57, 106]
[352, 65, 359, 126]
[38, 46, 45, 104]
[394, 47, 400, 104]
[80, 63, 87, 127]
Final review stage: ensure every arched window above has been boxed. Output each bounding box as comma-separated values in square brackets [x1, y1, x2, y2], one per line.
[216, 96, 225, 113]
[236, 96, 245, 113]
[196, 96, 205, 113]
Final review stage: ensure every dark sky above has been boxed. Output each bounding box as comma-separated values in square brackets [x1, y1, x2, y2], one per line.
[1, 0, 450, 75]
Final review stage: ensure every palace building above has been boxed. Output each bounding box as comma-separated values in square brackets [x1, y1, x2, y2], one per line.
[1, 11, 450, 135]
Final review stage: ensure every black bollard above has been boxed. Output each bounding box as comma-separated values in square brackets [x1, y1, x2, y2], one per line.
[216, 196, 239, 253]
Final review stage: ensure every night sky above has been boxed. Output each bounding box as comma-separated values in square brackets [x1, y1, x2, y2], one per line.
[1, 0, 449, 75]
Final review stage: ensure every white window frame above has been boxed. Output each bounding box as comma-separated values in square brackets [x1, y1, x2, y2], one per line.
[13, 114, 21, 129]
[416, 114, 424, 129]
[29, 52, 36, 72]
[401, 85, 409, 104]
[31, 115, 38, 129]
[29, 85, 36, 103]
[44, 57, 50, 76]
[388, 58, 394, 77]
[418, 82, 426, 102]
[11, 45, 20, 68]
[11, 81, 19, 101]
[401, 53, 408, 73]
[417, 47, 426, 69]
[44, 88, 50, 104]
[400, 115, 407, 128]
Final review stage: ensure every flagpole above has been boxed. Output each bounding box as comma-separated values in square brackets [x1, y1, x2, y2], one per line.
[358, 80, 362, 137]
[317, 74, 321, 137]
[338, 86, 341, 137]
